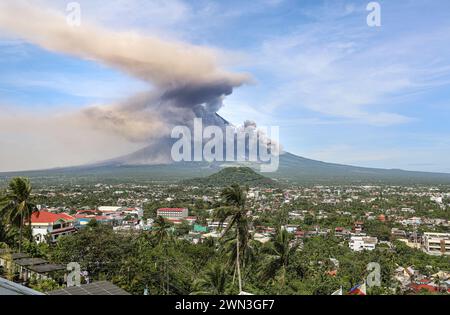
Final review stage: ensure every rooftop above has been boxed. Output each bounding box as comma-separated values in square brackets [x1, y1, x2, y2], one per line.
[30, 211, 74, 224]
[47, 281, 130, 295]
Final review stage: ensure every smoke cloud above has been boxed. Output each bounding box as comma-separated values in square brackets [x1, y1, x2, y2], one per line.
[0, 1, 250, 145]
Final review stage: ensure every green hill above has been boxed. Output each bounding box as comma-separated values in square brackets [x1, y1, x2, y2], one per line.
[183, 167, 277, 187]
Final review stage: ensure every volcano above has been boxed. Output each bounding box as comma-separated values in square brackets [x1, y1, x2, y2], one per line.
[2, 114, 450, 185]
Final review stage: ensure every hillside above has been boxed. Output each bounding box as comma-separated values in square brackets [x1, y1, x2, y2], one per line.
[182, 167, 277, 187]
[2, 152, 450, 186]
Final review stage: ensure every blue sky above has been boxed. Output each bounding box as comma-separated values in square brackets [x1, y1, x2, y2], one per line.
[1, 0, 450, 172]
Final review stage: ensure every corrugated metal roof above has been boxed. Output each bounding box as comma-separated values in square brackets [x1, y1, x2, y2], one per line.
[47, 281, 130, 295]
[0, 277, 45, 295]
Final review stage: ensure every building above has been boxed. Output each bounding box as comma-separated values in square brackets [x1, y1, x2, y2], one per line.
[157, 208, 189, 220]
[283, 225, 298, 233]
[0, 277, 45, 295]
[422, 232, 450, 256]
[397, 238, 421, 249]
[391, 228, 407, 238]
[98, 206, 124, 213]
[30, 212, 77, 243]
[349, 236, 378, 252]
[401, 217, 422, 226]
[353, 221, 364, 234]
[0, 250, 66, 282]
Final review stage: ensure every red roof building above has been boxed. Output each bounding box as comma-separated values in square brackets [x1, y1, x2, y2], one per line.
[30, 212, 76, 243]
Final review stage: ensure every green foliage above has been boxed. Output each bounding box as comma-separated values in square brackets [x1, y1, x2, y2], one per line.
[0, 177, 38, 250]
[184, 167, 277, 188]
[29, 278, 61, 293]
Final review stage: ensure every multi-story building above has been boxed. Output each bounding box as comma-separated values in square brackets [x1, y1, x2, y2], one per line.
[98, 206, 124, 213]
[422, 232, 450, 256]
[30, 212, 76, 243]
[349, 236, 378, 252]
[156, 208, 189, 220]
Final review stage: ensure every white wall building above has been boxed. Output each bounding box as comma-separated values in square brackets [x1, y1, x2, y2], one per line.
[349, 236, 378, 252]
[30, 212, 76, 243]
[98, 206, 124, 212]
[156, 208, 189, 219]
[422, 232, 450, 256]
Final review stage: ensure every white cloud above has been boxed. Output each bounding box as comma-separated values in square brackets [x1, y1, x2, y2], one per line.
[246, 8, 450, 126]
[0, 104, 144, 172]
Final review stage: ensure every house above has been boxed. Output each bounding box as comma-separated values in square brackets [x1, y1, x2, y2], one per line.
[254, 233, 271, 244]
[408, 283, 438, 294]
[75, 214, 113, 227]
[193, 224, 208, 233]
[30, 212, 76, 243]
[0, 250, 66, 282]
[394, 266, 417, 288]
[401, 217, 422, 226]
[422, 232, 450, 256]
[334, 227, 350, 238]
[185, 216, 197, 225]
[391, 228, 407, 238]
[349, 236, 378, 251]
[353, 221, 364, 234]
[157, 208, 189, 220]
[283, 225, 298, 233]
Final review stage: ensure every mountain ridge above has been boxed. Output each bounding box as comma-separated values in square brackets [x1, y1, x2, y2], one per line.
[1, 151, 450, 186]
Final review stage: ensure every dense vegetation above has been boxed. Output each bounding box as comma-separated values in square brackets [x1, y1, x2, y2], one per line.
[183, 167, 278, 188]
[1, 177, 449, 295]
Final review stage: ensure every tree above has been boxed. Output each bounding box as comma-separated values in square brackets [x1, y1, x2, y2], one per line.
[259, 228, 299, 291]
[0, 178, 38, 252]
[219, 184, 250, 293]
[86, 218, 99, 229]
[152, 216, 173, 245]
[192, 263, 228, 295]
[29, 278, 61, 293]
[0, 218, 17, 246]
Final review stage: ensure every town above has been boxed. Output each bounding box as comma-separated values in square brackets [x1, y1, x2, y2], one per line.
[1, 174, 449, 295]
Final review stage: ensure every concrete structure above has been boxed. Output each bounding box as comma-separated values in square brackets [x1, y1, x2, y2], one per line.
[156, 208, 189, 220]
[349, 236, 378, 251]
[98, 206, 124, 212]
[30, 212, 76, 243]
[422, 232, 450, 256]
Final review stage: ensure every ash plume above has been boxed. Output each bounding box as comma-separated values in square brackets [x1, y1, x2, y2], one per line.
[0, 1, 250, 145]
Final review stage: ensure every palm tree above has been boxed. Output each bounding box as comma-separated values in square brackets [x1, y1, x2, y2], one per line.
[191, 263, 228, 295]
[259, 228, 299, 292]
[218, 184, 250, 293]
[0, 221, 18, 248]
[0, 177, 38, 252]
[151, 216, 173, 245]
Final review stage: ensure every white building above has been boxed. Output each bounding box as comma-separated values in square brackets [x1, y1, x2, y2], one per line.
[422, 232, 450, 256]
[349, 236, 378, 252]
[30, 212, 76, 243]
[98, 206, 124, 212]
[283, 225, 298, 233]
[156, 208, 189, 219]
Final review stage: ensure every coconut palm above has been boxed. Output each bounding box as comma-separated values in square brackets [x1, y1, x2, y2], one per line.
[259, 228, 299, 291]
[0, 177, 38, 252]
[191, 263, 228, 295]
[218, 184, 250, 293]
[151, 216, 173, 245]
